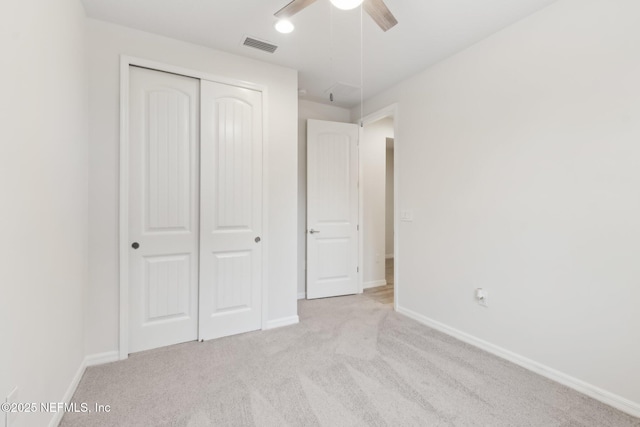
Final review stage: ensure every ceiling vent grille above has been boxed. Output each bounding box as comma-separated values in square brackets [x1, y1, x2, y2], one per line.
[242, 36, 278, 54]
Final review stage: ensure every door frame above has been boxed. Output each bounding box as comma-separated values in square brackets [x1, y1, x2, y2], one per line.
[119, 56, 269, 360]
[358, 104, 399, 311]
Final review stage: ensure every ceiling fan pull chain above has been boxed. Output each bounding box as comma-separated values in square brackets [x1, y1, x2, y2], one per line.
[360, 2, 364, 123]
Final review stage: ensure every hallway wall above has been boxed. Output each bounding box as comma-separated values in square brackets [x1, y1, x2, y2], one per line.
[0, 1, 88, 425]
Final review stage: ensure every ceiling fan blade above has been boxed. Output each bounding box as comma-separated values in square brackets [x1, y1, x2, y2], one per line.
[275, 0, 319, 19]
[363, 0, 398, 32]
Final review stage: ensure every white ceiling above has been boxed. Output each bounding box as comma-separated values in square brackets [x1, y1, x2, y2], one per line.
[81, 0, 557, 107]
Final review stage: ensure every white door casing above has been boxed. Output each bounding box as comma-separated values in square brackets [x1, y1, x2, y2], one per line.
[199, 80, 263, 340]
[128, 66, 200, 353]
[306, 119, 359, 299]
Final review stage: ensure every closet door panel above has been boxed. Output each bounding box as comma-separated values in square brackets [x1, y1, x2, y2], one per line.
[128, 66, 200, 353]
[199, 80, 263, 340]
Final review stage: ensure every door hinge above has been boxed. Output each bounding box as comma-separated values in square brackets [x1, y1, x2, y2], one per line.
[357, 266, 359, 273]
[357, 224, 359, 231]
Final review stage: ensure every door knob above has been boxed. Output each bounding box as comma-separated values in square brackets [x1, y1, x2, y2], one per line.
[131, 242, 140, 249]
[309, 229, 320, 234]
[255, 236, 261, 243]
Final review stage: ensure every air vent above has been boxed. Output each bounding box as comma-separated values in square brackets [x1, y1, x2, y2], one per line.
[242, 36, 278, 54]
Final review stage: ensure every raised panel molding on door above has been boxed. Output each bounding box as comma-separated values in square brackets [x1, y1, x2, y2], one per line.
[128, 66, 200, 353]
[307, 119, 359, 299]
[199, 80, 263, 340]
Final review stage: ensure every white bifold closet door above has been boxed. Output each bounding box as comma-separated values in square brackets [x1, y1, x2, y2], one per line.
[128, 66, 263, 353]
[128, 66, 200, 353]
[198, 80, 263, 341]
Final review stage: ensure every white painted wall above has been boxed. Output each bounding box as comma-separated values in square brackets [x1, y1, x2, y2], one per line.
[298, 100, 351, 298]
[86, 19, 299, 355]
[354, 0, 640, 410]
[362, 118, 394, 287]
[385, 144, 395, 257]
[0, 0, 88, 426]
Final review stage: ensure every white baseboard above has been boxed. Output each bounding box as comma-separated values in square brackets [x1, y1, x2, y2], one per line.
[297, 292, 306, 300]
[85, 351, 119, 367]
[396, 306, 640, 419]
[385, 254, 394, 259]
[265, 315, 299, 330]
[48, 357, 86, 427]
[48, 351, 121, 427]
[363, 280, 387, 289]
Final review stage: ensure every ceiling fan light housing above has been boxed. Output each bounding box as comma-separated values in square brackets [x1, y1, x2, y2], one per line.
[275, 19, 295, 33]
[330, 0, 364, 11]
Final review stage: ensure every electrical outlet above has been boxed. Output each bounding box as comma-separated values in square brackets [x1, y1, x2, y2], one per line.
[6, 387, 18, 427]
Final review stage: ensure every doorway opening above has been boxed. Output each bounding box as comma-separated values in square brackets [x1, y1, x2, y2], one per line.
[303, 103, 399, 309]
[358, 104, 398, 309]
[361, 118, 395, 305]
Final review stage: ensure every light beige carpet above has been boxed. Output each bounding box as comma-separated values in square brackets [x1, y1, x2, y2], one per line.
[61, 296, 639, 426]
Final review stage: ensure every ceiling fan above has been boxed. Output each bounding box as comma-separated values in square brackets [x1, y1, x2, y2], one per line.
[275, 0, 398, 32]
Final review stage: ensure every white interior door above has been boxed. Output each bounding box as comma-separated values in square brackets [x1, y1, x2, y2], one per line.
[307, 119, 359, 299]
[128, 66, 200, 353]
[199, 80, 263, 340]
